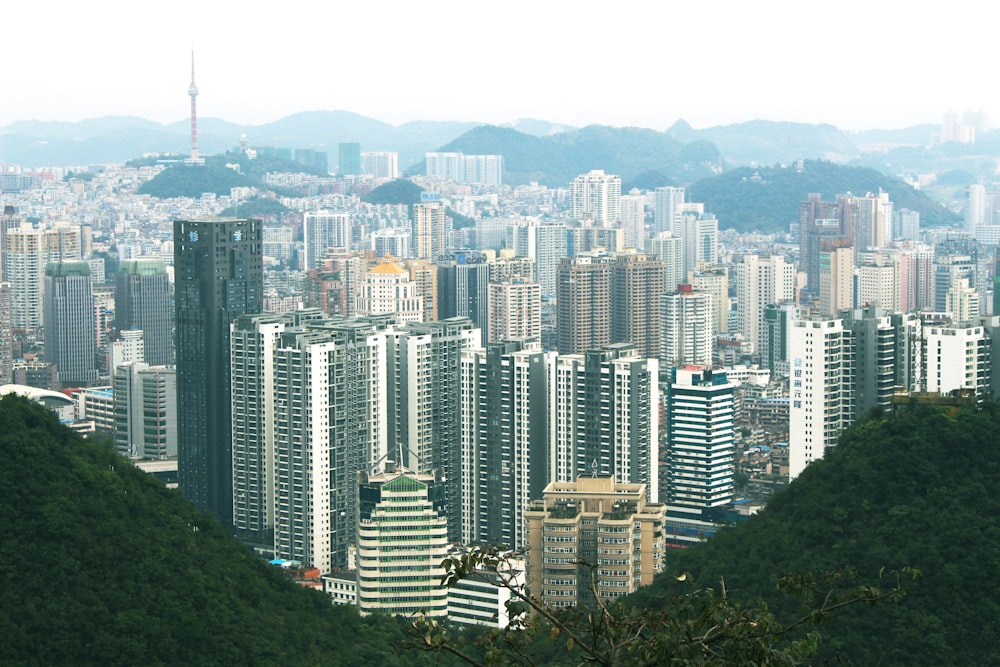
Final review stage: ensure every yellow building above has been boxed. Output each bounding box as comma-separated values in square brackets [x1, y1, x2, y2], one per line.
[524, 476, 665, 608]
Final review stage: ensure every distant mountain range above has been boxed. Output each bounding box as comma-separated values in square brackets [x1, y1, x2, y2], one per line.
[0, 111, 939, 171]
[4, 111, 999, 197]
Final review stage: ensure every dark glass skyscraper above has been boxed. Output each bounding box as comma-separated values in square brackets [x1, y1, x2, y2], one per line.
[174, 217, 263, 525]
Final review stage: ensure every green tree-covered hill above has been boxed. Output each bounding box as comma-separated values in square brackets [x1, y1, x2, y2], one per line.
[422, 124, 723, 187]
[688, 160, 960, 233]
[363, 178, 425, 205]
[0, 396, 444, 665]
[137, 151, 325, 199]
[630, 402, 1000, 665]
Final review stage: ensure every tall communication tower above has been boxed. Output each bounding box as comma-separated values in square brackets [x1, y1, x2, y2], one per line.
[186, 50, 203, 164]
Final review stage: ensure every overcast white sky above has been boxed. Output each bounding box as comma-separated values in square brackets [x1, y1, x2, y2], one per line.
[2, 1, 992, 131]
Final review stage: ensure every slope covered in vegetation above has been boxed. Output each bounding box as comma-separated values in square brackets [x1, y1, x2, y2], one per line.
[688, 159, 959, 233]
[427, 124, 723, 187]
[632, 402, 1000, 665]
[0, 396, 440, 666]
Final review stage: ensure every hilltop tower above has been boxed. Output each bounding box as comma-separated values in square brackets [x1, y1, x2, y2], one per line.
[186, 50, 203, 165]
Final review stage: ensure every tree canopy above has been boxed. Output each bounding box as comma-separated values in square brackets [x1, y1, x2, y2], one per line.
[688, 160, 960, 233]
[630, 402, 1000, 665]
[0, 395, 442, 666]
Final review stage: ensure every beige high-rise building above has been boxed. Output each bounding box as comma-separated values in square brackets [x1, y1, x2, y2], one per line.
[611, 252, 668, 360]
[688, 266, 729, 335]
[5, 224, 81, 329]
[556, 255, 612, 354]
[405, 259, 439, 322]
[488, 280, 541, 343]
[946, 277, 980, 323]
[525, 477, 665, 608]
[819, 243, 855, 316]
[412, 203, 449, 261]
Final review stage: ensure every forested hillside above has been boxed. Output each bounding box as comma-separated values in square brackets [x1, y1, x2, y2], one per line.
[631, 402, 1000, 665]
[688, 160, 960, 233]
[0, 396, 445, 666]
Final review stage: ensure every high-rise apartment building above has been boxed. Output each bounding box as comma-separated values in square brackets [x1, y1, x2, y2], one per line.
[611, 252, 668, 360]
[436, 252, 490, 330]
[789, 306, 904, 479]
[303, 211, 351, 270]
[688, 266, 729, 336]
[0, 207, 25, 281]
[524, 477, 665, 608]
[356, 466, 450, 617]
[508, 220, 567, 297]
[230, 311, 324, 543]
[460, 338, 552, 549]
[43, 261, 97, 386]
[270, 319, 387, 572]
[621, 188, 646, 249]
[965, 184, 987, 232]
[733, 254, 797, 358]
[488, 280, 541, 343]
[799, 193, 852, 294]
[361, 151, 399, 179]
[5, 224, 81, 329]
[761, 302, 799, 376]
[789, 316, 847, 479]
[425, 152, 503, 186]
[386, 318, 479, 543]
[649, 232, 685, 290]
[818, 243, 854, 316]
[116, 258, 173, 366]
[425, 152, 464, 182]
[552, 344, 658, 500]
[946, 278, 981, 322]
[895, 209, 921, 242]
[412, 203, 449, 261]
[556, 255, 612, 354]
[370, 228, 411, 261]
[113, 362, 177, 460]
[678, 214, 719, 277]
[661, 286, 714, 368]
[850, 191, 893, 255]
[174, 217, 263, 524]
[933, 254, 977, 313]
[856, 259, 899, 312]
[654, 186, 685, 235]
[570, 170, 621, 226]
[0, 282, 11, 384]
[404, 259, 438, 322]
[109, 329, 145, 372]
[924, 319, 991, 398]
[664, 367, 735, 513]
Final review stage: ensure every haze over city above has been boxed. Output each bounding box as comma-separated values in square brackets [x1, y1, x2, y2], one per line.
[5, 0, 993, 131]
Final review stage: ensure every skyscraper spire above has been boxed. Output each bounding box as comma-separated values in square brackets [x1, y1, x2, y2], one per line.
[187, 49, 201, 164]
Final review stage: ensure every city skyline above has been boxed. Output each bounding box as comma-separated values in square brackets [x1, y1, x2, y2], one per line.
[3, 1, 995, 132]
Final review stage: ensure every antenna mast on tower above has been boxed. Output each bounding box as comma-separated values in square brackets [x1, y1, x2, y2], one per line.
[186, 49, 203, 164]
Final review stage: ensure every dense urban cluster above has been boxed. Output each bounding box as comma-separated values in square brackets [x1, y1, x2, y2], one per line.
[1, 109, 998, 630]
